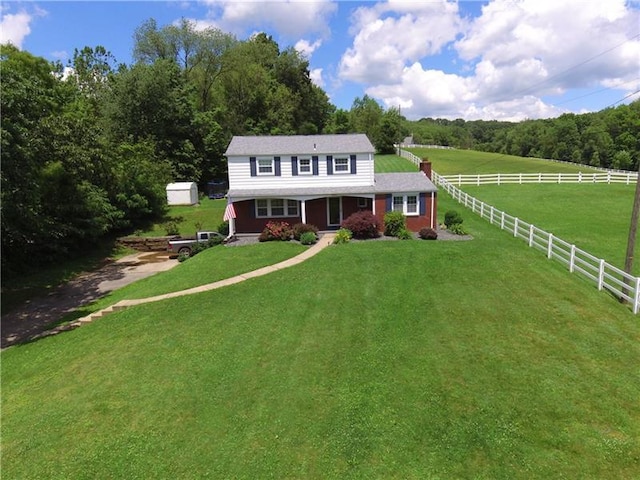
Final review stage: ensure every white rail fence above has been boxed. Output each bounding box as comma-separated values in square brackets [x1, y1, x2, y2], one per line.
[439, 172, 637, 186]
[397, 148, 639, 313]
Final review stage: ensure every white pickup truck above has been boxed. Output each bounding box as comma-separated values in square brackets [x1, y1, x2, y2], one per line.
[167, 231, 224, 256]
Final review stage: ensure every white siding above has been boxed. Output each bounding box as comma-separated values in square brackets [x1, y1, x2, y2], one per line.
[227, 153, 375, 191]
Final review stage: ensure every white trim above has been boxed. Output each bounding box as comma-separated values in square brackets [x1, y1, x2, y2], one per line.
[430, 192, 435, 228]
[298, 157, 312, 175]
[357, 197, 368, 208]
[257, 157, 274, 176]
[256, 198, 299, 218]
[392, 193, 419, 216]
[333, 156, 350, 174]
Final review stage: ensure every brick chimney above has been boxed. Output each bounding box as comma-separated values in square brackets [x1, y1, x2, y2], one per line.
[419, 158, 432, 179]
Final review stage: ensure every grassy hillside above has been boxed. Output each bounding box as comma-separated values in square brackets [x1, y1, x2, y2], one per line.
[3, 193, 639, 479]
[408, 147, 599, 175]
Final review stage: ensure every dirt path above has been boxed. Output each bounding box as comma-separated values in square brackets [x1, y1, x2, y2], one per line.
[1, 252, 179, 348]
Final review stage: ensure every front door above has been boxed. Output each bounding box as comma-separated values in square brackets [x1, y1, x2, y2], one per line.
[327, 197, 342, 227]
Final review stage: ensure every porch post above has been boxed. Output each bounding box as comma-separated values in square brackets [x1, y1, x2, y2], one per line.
[301, 199, 307, 224]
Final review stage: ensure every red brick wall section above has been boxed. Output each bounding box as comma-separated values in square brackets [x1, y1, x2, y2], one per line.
[374, 193, 437, 232]
[233, 200, 302, 234]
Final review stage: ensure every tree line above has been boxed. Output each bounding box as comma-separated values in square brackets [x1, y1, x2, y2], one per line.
[407, 101, 640, 170]
[2, 16, 638, 279]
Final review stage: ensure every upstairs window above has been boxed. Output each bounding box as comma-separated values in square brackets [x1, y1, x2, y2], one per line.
[334, 157, 350, 173]
[299, 158, 311, 174]
[257, 158, 274, 175]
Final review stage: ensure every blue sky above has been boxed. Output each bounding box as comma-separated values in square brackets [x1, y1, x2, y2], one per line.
[2, 0, 639, 121]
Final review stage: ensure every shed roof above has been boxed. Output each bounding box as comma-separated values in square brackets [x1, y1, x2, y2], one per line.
[225, 134, 375, 156]
[166, 182, 196, 190]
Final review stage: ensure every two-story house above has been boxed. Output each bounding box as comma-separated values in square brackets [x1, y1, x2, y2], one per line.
[224, 134, 437, 235]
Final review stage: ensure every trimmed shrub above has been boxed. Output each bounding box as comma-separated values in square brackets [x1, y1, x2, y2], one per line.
[259, 221, 293, 242]
[384, 210, 406, 237]
[444, 210, 463, 228]
[299, 231, 317, 245]
[217, 220, 230, 236]
[341, 211, 381, 239]
[333, 228, 352, 244]
[419, 227, 438, 240]
[396, 228, 413, 240]
[164, 221, 180, 236]
[449, 223, 468, 235]
[292, 222, 319, 241]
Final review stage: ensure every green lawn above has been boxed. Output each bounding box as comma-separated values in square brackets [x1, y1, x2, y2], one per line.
[375, 154, 418, 173]
[408, 147, 599, 175]
[461, 183, 638, 273]
[3, 193, 639, 479]
[139, 198, 226, 237]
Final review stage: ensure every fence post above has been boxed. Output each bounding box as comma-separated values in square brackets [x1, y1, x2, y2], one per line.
[569, 245, 576, 273]
[480, 202, 484, 218]
[579, 171, 582, 183]
[547, 233, 553, 259]
[498, 173, 501, 186]
[477, 175, 480, 186]
[529, 224, 534, 247]
[472, 197, 476, 212]
[598, 259, 605, 291]
[519, 173, 522, 184]
[634, 277, 640, 314]
[514, 218, 519, 237]
[501, 211, 505, 230]
[490, 206, 494, 224]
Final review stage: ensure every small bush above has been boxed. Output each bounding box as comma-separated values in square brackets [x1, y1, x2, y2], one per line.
[177, 252, 189, 263]
[217, 220, 229, 236]
[448, 223, 468, 235]
[164, 221, 180, 236]
[299, 231, 317, 245]
[333, 228, 352, 244]
[292, 223, 319, 241]
[341, 211, 381, 239]
[259, 221, 292, 242]
[384, 211, 406, 237]
[419, 227, 438, 240]
[444, 210, 463, 228]
[396, 228, 413, 240]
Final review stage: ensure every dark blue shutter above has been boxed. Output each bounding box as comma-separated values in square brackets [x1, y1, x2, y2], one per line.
[419, 193, 426, 216]
[327, 155, 333, 175]
[350, 154, 357, 174]
[386, 194, 392, 212]
[274, 156, 281, 176]
[250, 200, 256, 218]
[250, 157, 257, 176]
[312, 156, 319, 175]
[291, 156, 298, 176]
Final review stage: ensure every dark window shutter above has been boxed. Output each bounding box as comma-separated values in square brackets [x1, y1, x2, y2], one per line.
[327, 155, 333, 175]
[386, 194, 392, 212]
[420, 193, 426, 215]
[250, 200, 256, 219]
[312, 156, 319, 175]
[250, 157, 257, 177]
[274, 156, 281, 176]
[350, 154, 357, 174]
[292, 156, 298, 176]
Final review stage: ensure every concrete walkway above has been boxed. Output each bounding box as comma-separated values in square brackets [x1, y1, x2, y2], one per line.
[30, 233, 336, 343]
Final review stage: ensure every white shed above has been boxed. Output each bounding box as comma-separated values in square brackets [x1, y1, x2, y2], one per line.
[166, 182, 198, 206]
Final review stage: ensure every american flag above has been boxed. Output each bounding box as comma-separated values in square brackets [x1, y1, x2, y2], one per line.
[223, 202, 236, 221]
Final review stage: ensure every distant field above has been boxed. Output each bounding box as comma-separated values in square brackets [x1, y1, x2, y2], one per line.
[407, 147, 598, 175]
[461, 183, 638, 273]
[3, 192, 639, 479]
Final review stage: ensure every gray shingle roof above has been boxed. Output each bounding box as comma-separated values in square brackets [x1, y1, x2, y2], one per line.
[227, 172, 437, 199]
[225, 134, 375, 156]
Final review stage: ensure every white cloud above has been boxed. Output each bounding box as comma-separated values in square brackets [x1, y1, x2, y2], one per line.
[0, 11, 33, 48]
[309, 67, 324, 88]
[201, 0, 337, 39]
[51, 50, 69, 60]
[341, 0, 640, 120]
[339, 0, 462, 84]
[295, 39, 322, 58]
